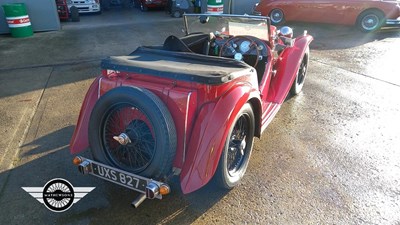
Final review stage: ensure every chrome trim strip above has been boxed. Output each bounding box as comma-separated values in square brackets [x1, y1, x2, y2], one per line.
[184, 13, 268, 20]
[184, 14, 189, 35]
[386, 19, 400, 25]
[183, 92, 192, 163]
[98, 77, 102, 99]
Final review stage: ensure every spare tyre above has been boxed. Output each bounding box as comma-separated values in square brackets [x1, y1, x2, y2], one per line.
[88, 86, 176, 179]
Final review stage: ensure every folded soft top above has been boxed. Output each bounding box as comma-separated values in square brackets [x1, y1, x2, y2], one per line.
[101, 47, 254, 84]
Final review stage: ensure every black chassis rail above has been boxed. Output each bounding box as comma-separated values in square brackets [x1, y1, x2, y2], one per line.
[75, 156, 170, 207]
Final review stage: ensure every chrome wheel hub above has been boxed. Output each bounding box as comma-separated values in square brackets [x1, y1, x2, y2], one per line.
[113, 133, 131, 145]
[362, 15, 379, 30]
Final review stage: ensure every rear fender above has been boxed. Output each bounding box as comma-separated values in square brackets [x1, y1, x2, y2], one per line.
[69, 77, 101, 154]
[267, 35, 313, 103]
[180, 83, 260, 194]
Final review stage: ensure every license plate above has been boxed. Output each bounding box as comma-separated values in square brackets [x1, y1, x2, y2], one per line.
[91, 162, 148, 193]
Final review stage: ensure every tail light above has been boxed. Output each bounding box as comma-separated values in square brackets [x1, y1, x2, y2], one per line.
[73, 156, 83, 165]
[102, 69, 119, 78]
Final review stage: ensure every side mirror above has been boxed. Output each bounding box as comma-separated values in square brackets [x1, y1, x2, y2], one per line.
[199, 15, 209, 24]
[278, 26, 293, 38]
[277, 26, 294, 47]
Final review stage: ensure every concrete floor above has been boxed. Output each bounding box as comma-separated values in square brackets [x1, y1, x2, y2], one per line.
[0, 8, 399, 225]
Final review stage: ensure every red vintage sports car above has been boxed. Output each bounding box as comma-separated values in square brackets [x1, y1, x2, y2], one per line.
[134, 0, 167, 11]
[254, 0, 400, 32]
[70, 14, 312, 207]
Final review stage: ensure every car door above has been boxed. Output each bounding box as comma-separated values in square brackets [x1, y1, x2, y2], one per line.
[280, 0, 315, 22]
[296, 0, 341, 23]
[314, 0, 352, 24]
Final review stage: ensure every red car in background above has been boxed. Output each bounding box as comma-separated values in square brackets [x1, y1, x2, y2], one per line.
[254, 0, 400, 32]
[134, 0, 167, 11]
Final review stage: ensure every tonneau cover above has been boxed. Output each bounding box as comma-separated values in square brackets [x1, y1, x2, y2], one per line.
[101, 47, 254, 84]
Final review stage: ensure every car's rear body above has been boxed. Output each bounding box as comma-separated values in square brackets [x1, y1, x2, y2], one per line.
[70, 46, 260, 193]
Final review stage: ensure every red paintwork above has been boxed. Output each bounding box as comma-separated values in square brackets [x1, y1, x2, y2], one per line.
[70, 20, 313, 194]
[70, 76, 100, 154]
[267, 35, 313, 104]
[139, 0, 167, 8]
[180, 82, 259, 193]
[256, 0, 400, 26]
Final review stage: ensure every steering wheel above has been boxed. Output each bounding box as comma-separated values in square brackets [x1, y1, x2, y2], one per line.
[219, 36, 261, 68]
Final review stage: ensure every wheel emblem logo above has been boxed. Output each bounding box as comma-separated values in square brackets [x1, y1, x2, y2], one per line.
[22, 178, 95, 212]
[42, 179, 75, 212]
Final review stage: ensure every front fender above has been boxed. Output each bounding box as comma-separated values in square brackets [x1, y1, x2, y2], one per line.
[69, 76, 100, 154]
[180, 83, 260, 194]
[267, 35, 313, 103]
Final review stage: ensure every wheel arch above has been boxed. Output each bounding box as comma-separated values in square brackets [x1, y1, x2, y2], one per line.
[70, 76, 101, 154]
[269, 7, 285, 15]
[180, 83, 260, 194]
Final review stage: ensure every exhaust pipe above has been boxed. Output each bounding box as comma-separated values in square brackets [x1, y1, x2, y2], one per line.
[131, 194, 146, 208]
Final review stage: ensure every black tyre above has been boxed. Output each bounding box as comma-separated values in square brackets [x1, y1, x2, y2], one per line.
[215, 103, 255, 189]
[290, 46, 309, 95]
[133, 0, 140, 8]
[121, 0, 133, 8]
[356, 9, 385, 32]
[101, 0, 111, 10]
[172, 10, 182, 18]
[70, 6, 80, 22]
[88, 86, 176, 179]
[140, 2, 148, 11]
[269, 8, 285, 25]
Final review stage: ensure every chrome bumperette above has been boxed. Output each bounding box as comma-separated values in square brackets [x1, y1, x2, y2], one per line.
[253, 11, 261, 16]
[252, 3, 261, 16]
[386, 18, 400, 25]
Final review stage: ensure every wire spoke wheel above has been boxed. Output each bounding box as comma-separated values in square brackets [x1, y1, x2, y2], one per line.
[227, 115, 249, 176]
[296, 55, 307, 86]
[290, 47, 309, 95]
[102, 104, 155, 173]
[215, 103, 255, 189]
